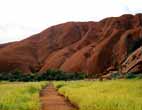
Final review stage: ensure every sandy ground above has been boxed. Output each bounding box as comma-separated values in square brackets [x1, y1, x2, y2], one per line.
[40, 83, 77, 110]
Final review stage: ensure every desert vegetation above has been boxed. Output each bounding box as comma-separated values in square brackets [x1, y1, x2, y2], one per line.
[54, 79, 142, 110]
[0, 82, 47, 110]
[1, 68, 142, 110]
[0, 69, 86, 81]
[1, 68, 142, 82]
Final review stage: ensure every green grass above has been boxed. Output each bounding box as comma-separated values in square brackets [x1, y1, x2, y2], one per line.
[54, 79, 142, 110]
[0, 82, 47, 110]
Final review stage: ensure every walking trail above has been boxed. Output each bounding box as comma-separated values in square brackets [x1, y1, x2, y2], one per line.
[40, 83, 77, 110]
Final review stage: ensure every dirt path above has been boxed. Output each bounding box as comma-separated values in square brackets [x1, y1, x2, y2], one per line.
[40, 83, 77, 110]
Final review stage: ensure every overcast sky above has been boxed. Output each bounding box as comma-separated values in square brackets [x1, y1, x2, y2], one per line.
[0, 0, 142, 44]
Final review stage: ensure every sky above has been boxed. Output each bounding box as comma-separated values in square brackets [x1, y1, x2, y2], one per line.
[0, 0, 142, 44]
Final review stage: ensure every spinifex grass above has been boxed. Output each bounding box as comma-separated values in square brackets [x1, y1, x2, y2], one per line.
[0, 82, 47, 110]
[54, 79, 142, 110]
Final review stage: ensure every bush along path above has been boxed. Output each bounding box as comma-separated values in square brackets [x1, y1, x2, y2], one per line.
[40, 82, 77, 110]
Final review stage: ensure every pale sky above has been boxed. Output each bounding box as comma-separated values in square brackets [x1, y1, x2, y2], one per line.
[0, 0, 142, 44]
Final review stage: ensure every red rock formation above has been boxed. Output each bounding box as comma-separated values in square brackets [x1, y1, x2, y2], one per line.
[0, 14, 142, 75]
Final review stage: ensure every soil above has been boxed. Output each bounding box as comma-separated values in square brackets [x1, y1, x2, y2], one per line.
[40, 83, 77, 110]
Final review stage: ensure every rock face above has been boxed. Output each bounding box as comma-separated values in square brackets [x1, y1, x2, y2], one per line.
[0, 14, 142, 75]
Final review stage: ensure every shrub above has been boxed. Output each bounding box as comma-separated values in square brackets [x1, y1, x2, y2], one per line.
[40, 69, 86, 81]
[0, 69, 86, 81]
[124, 72, 142, 79]
[135, 74, 142, 79]
[111, 72, 122, 79]
[124, 72, 137, 79]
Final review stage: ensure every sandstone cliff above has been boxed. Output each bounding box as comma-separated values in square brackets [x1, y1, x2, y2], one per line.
[0, 14, 142, 75]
